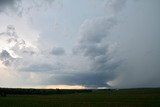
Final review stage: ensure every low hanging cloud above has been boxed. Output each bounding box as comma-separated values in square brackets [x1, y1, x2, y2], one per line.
[47, 59, 121, 88]
[48, 71, 113, 88]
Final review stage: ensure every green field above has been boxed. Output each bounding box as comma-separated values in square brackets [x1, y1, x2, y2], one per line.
[0, 88, 160, 107]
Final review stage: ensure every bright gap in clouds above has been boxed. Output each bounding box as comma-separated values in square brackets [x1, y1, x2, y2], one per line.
[0, 0, 160, 89]
[22, 85, 85, 89]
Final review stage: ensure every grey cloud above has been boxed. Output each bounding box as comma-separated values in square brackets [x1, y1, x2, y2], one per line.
[0, 0, 55, 15]
[7, 37, 18, 43]
[76, 17, 117, 60]
[0, 50, 14, 66]
[79, 18, 117, 44]
[32, 0, 55, 7]
[74, 18, 117, 56]
[0, 25, 36, 56]
[105, 0, 127, 13]
[6, 25, 18, 37]
[0, 25, 25, 67]
[22, 50, 35, 55]
[11, 38, 36, 56]
[20, 64, 55, 72]
[0, 25, 17, 38]
[51, 47, 65, 56]
[80, 44, 108, 58]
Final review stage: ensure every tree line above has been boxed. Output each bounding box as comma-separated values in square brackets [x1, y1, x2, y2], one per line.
[0, 88, 92, 96]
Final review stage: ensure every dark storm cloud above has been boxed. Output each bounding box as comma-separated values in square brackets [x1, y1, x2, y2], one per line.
[0, 50, 14, 66]
[62, 0, 128, 88]
[0, 0, 20, 13]
[0, 0, 17, 7]
[0, 0, 16, 5]
[51, 47, 65, 56]
[49, 72, 112, 88]
[48, 60, 121, 88]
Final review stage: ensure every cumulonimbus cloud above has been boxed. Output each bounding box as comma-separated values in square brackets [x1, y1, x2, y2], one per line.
[43, 0, 128, 88]
[48, 17, 120, 88]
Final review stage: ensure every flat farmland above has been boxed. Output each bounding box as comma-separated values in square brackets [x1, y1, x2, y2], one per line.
[0, 88, 160, 107]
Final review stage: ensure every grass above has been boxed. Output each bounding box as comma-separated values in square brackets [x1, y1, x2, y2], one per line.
[0, 88, 160, 107]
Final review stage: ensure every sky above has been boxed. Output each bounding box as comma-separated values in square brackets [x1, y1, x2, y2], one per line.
[0, 0, 160, 89]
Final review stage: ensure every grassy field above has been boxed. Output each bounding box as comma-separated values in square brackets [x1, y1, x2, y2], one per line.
[0, 88, 160, 107]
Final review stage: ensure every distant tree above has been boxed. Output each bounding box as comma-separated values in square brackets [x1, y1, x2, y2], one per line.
[56, 88, 62, 94]
[0, 92, 6, 97]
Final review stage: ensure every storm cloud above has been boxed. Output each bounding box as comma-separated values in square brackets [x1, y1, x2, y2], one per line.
[0, 0, 160, 89]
